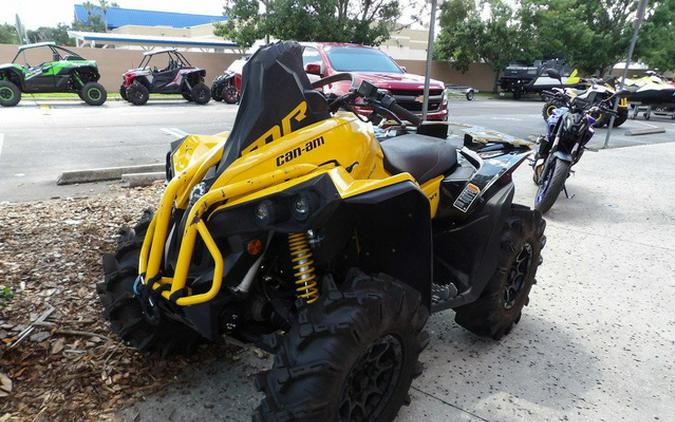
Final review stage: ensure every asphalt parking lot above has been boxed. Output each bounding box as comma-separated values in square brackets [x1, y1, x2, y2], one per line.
[1, 96, 674, 202]
[2, 97, 675, 421]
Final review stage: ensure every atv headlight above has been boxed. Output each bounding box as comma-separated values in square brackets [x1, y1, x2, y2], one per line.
[291, 192, 319, 222]
[254, 199, 288, 225]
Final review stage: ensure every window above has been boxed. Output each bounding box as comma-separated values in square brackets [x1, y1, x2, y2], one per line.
[324, 47, 402, 73]
[302, 47, 323, 67]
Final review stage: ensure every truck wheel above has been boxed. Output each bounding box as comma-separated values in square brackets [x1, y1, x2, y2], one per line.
[97, 210, 203, 356]
[255, 271, 429, 421]
[453, 205, 545, 340]
[127, 82, 149, 105]
[81, 82, 107, 106]
[120, 85, 128, 101]
[0, 80, 21, 107]
[190, 83, 211, 105]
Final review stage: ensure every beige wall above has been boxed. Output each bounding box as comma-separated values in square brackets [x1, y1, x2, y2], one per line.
[0, 44, 240, 91]
[0, 43, 497, 92]
[398, 60, 498, 92]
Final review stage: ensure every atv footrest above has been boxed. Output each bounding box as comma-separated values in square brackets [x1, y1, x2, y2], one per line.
[431, 282, 459, 311]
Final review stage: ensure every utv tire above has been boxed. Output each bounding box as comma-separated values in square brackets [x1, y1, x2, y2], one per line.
[97, 210, 203, 355]
[211, 78, 225, 102]
[534, 158, 570, 214]
[223, 86, 239, 104]
[190, 83, 211, 104]
[0, 80, 21, 107]
[81, 82, 107, 106]
[255, 271, 429, 422]
[120, 85, 128, 101]
[181, 92, 193, 102]
[127, 82, 149, 106]
[454, 205, 545, 340]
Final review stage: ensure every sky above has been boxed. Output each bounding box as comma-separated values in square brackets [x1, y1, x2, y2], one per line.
[1, 0, 228, 29]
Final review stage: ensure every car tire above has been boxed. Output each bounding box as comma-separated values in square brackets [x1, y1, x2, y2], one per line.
[453, 205, 545, 340]
[466, 90, 475, 101]
[81, 82, 107, 106]
[190, 83, 211, 105]
[120, 85, 128, 101]
[0, 80, 21, 107]
[255, 270, 429, 421]
[127, 82, 149, 106]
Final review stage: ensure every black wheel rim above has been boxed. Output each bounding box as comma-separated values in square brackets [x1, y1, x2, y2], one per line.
[225, 87, 237, 103]
[504, 243, 533, 309]
[0, 87, 14, 101]
[338, 334, 403, 422]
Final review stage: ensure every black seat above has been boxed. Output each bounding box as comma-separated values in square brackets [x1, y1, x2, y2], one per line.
[380, 134, 458, 184]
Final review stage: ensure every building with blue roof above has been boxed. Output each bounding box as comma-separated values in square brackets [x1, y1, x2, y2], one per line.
[73, 4, 227, 30]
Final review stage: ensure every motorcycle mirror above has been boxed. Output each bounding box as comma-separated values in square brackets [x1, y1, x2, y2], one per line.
[546, 69, 562, 81]
[304, 62, 323, 76]
[357, 80, 379, 98]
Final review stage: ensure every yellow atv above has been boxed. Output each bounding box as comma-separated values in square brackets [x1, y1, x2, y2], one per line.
[98, 42, 546, 421]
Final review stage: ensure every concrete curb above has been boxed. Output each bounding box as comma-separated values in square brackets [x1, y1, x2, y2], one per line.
[625, 127, 666, 136]
[121, 172, 165, 188]
[57, 163, 164, 185]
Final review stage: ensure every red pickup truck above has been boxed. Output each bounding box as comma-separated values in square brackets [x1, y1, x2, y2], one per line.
[301, 42, 448, 121]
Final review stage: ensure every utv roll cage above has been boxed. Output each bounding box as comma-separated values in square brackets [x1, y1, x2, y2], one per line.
[137, 48, 193, 71]
[12, 42, 84, 66]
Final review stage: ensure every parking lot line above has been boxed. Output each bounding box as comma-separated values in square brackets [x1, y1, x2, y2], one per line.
[0, 134, 4, 161]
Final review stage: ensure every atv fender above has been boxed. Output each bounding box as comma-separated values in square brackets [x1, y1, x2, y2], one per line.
[345, 181, 433, 308]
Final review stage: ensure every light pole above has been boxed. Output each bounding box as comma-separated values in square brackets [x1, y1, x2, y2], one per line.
[422, 0, 438, 121]
[603, 0, 649, 148]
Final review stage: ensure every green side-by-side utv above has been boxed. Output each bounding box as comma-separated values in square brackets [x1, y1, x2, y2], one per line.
[0, 42, 107, 107]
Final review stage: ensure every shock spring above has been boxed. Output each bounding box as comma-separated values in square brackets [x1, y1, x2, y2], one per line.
[288, 232, 319, 304]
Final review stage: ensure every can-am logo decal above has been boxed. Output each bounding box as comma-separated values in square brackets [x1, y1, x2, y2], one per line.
[276, 136, 325, 166]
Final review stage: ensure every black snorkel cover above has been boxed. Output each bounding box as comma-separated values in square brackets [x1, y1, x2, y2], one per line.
[216, 41, 330, 173]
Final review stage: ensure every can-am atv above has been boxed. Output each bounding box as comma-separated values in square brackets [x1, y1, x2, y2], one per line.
[0, 42, 107, 107]
[120, 48, 211, 106]
[211, 56, 248, 104]
[99, 41, 546, 421]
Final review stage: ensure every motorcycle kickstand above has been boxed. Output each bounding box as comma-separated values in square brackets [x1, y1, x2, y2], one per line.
[563, 185, 575, 200]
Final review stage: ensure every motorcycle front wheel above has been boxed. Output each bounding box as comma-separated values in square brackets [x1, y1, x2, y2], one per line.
[534, 158, 571, 214]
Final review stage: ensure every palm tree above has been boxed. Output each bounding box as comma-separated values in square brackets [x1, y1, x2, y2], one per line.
[99, 0, 110, 32]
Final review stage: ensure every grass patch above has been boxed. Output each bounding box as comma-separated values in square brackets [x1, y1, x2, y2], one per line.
[0, 285, 13, 307]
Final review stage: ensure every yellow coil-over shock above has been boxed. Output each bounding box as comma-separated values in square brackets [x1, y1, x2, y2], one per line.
[288, 232, 319, 304]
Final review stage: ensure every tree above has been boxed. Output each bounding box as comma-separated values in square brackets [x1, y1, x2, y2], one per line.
[0, 23, 19, 44]
[636, 0, 674, 72]
[72, 0, 107, 33]
[435, 0, 523, 90]
[518, 0, 637, 76]
[27, 24, 75, 46]
[215, 0, 404, 49]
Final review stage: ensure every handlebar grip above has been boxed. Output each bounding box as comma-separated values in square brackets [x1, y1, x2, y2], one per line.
[389, 102, 422, 126]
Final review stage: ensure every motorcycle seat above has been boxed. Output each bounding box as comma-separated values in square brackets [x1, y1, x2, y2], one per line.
[381, 134, 458, 184]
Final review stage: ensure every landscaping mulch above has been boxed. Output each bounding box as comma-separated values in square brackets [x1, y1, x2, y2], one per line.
[0, 184, 235, 421]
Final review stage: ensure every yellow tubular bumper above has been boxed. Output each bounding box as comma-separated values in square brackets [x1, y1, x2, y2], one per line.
[139, 163, 319, 306]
